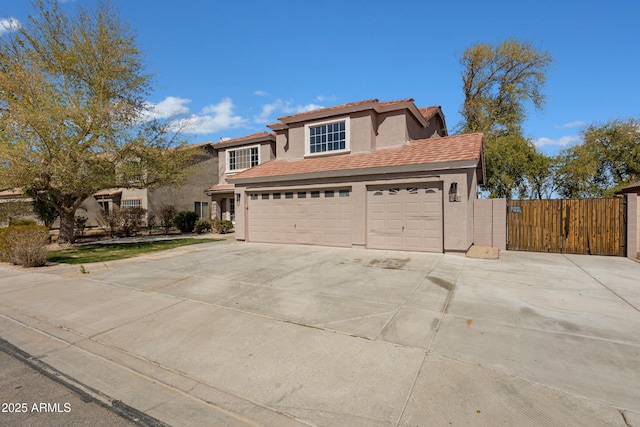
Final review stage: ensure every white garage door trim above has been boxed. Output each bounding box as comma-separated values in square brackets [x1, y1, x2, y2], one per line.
[247, 188, 352, 247]
[367, 183, 443, 252]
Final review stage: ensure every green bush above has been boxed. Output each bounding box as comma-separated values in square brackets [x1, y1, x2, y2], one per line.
[74, 216, 88, 237]
[159, 205, 177, 233]
[212, 220, 233, 234]
[173, 211, 198, 233]
[9, 217, 37, 226]
[194, 219, 212, 234]
[0, 225, 49, 267]
[120, 207, 147, 237]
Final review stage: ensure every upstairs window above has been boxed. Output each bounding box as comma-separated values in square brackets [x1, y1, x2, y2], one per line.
[305, 117, 350, 156]
[227, 145, 259, 172]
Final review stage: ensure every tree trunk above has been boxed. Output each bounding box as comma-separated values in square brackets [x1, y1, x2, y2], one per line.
[58, 209, 76, 244]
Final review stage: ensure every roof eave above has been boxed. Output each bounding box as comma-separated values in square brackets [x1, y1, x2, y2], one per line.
[230, 159, 480, 185]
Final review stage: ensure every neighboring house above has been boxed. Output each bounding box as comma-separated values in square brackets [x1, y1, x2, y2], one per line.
[0, 188, 37, 226]
[79, 142, 218, 227]
[209, 98, 484, 253]
[205, 132, 276, 222]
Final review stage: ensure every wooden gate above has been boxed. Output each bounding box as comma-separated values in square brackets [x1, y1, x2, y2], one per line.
[507, 198, 626, 256]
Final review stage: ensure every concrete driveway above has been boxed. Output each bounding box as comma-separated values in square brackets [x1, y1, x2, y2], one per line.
[0, 241, 639, 426]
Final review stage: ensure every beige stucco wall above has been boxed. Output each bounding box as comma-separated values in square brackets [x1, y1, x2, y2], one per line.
[473, 198, 507, 249]
[234, 168, 477, 253]
[275, 109, 442, 160]
[71, 146, 218, 228]
[147, 153, 218, 220]
[218, 142, 275, 185]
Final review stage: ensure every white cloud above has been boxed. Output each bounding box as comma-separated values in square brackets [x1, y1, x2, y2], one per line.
[144, 96, 191, 120]
[177, 98, 246, 135]
[254, 90, 268, 96]
[295, 103, 324, 113]
[253, 99, 324, 124]
[555, 120, 586, 129]
[533, 135, 581, 148]
[316, 95, 337, 102]
[143, 96, 246, 135]
[0, 18, 21, 35]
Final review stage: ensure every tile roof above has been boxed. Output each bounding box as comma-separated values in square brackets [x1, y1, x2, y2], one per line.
[616, 181, 640, 194]
[419, 106, 441, 120]
[229, 133, 483, 181]
[93, 188, 123, 197]
[215, 132, 274, 145]
[277, 99, 380, 122]
[205, 184, 235, 193]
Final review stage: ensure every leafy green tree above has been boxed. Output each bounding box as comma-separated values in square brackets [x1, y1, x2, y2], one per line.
[556, 119, 640, 197]
[483, 135, 538, 199]
[24, 186, 59, 228]
[525, 152, 560, 200]
[458, 38, 553, 198]
[0, 0, 193, 243]
[459, 38, 553, 137]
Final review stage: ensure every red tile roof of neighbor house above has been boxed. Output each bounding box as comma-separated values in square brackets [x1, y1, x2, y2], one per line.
[228, 133, 483, 181]
[206, 184, 235, 193]
[616, 181, 640, 194]
[214, 132, 275, 148]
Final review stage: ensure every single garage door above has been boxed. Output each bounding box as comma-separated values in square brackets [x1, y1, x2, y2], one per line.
[248, 188, 352, 247]
[367, 184, 443, 252]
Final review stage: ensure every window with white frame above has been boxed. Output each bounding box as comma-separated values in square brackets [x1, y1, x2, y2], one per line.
[122, 199, 141, 208]
[227, 145, 259, 172]
[305, 117, 350, 155]
[194, 201, 209, 219]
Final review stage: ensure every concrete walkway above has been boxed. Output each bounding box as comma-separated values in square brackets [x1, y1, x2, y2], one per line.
[0, 241, 639, 426]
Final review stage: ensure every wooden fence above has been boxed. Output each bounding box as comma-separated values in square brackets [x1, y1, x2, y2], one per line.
[507, 198, 626, 256]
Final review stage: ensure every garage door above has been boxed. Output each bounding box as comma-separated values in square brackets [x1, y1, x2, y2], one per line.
[248, 189, 352, 247]
[367, 184, 443, 252]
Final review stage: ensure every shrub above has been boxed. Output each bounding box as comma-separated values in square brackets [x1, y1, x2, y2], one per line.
[98, 209, 120, 238]
[159, 205, 177, 233]
[97, 207, 147, 237]
[74, 216, 88, 237]
[194, 219, 212, 234]
[212, 220, 234, 234]
[0, 225, 49, 267]
[120, 207, 147, 237]
[9, 217, 37, 226]
[147, 212, 157, 232]
[173, 211, 198, 233]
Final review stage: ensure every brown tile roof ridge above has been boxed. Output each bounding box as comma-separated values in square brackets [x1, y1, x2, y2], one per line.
[419, 106, 441, 120]
[276, 99, 379, 122]
[229, 133, 483, 181]
[214, 131, 275, 147]
[616, 181, 640, 193]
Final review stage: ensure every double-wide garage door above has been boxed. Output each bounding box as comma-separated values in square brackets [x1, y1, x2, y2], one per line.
[248, 189, 352, 247]
[367, 184, 443, 252]
[247, 183, 443, 252]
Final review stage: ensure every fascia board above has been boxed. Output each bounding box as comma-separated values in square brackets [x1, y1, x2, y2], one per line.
[230, 159, 479, 185]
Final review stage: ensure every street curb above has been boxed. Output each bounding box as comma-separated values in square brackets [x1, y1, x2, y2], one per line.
[0, 337, 169, 427]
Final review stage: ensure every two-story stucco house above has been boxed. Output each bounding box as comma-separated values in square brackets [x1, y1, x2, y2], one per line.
[81, 142, 218, 227]
[205, 132, 276, 222]
[207, 98, 484, 253]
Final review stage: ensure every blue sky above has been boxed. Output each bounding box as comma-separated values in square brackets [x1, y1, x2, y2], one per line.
[2, 0, 639, 155]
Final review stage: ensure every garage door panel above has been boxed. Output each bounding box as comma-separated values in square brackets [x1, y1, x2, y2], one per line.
[248, 189, 352, 248]
[367, 184, 443, 252]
